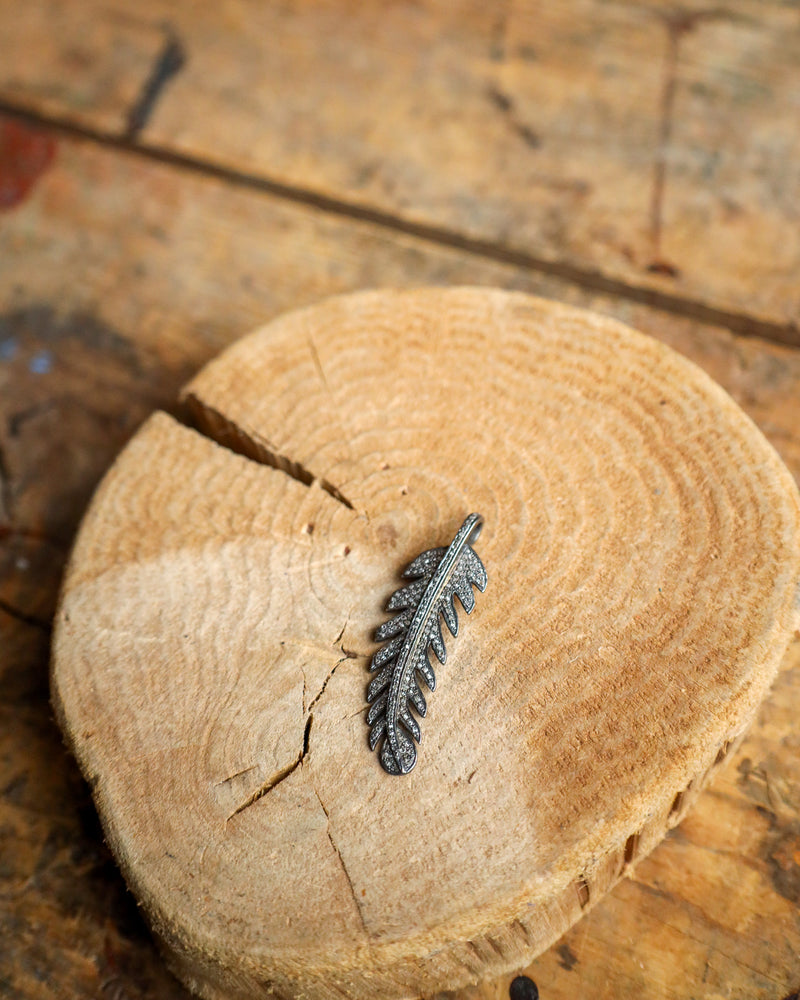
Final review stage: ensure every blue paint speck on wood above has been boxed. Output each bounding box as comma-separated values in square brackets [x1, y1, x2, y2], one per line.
[29, 350, 53, 374]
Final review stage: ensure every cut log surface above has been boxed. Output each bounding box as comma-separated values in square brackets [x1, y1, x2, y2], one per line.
[51, 288, 800, 1000]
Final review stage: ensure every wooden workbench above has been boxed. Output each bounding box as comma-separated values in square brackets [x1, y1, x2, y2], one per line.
[0, 2, 798, 998]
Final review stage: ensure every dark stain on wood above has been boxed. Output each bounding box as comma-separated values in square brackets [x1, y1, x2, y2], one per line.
[0, 707, 193, 998]
[0, 304, 145, 376]
[0, 303, 188, 544]
[489, 1, 511, 63]
[762, 820, 800, 905]
[556, 942, 579, 971]
[125, 28, 186, 139]
[737, 757, 800, 904]
[513, 122, 542, 150]
[486, 86, 542, 150]
[647, 260, 681, 278]
[487, 85, 513, 113]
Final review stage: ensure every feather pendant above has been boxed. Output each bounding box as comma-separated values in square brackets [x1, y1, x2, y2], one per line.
[367, 513, 488, 775]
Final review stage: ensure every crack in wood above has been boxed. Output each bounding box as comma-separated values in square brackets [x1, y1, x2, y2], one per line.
[648, 15, 682, 275]
[214, 764, 258, 789]
[306, 652, 350, 716]
[226, 751, 304, 821]
[623, 830, 640, 866]
[510, 918, 532, 946]
[0, 438, 13, 522]
[225, 639, 370, 941]
[648, 7, 733, 277]
[226, 650, 353, 822]
[7, 399, 58, 437]
[484, 934, 504, 959]
[181, 392, 355, 510]
[305, 336, 363, 483]
[313, 786, 368, 935]
[575, 874, 590, 909]
[0, 525, 66, 549]
[0, 596, 52, 633]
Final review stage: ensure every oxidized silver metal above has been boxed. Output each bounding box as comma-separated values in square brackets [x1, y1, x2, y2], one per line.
[366, 513, 487, 775]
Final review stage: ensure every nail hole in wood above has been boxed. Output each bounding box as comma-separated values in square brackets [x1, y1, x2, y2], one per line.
[509, 974, 539, 1000]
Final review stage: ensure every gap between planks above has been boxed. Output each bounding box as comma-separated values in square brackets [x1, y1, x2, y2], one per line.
[0, 101, 798, 351]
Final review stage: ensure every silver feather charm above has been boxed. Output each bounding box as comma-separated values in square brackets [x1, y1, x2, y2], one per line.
[367, 513, 487, 775]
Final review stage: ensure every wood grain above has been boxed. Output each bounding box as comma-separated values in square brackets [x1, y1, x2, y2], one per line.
[2, 123, 800, 998]
[0, 1, 798, 341]
[51, 290, 800, 998]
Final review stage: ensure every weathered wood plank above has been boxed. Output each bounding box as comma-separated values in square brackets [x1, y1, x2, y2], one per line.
[0, 1, 798, 341]
[0, 1, 166, 134]
[0, 0, 800, 340]
[1, 120, 799, 998]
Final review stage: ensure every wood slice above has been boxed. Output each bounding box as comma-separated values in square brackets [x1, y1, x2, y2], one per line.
[51, 288, 800, 1000]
